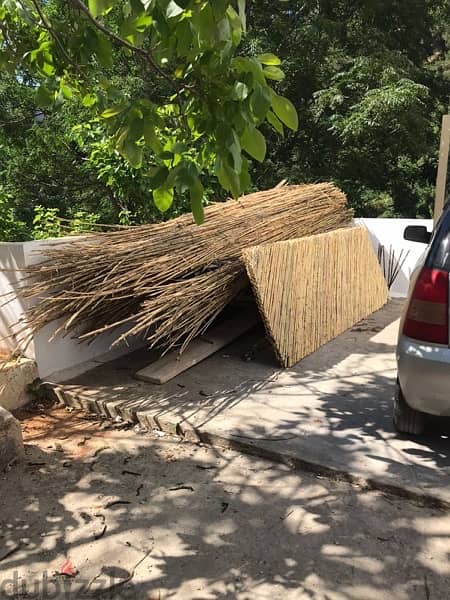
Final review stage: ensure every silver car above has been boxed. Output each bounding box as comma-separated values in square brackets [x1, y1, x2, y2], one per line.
[395, 213, 450, 434]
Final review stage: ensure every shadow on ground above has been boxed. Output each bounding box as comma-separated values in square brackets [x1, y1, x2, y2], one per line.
[58, 300, 450, 505]
[0, 416, 449, 599]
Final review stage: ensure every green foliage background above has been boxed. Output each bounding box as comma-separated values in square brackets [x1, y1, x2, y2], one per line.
[246, 1, 450, 219]
[1, 1, 450, 240]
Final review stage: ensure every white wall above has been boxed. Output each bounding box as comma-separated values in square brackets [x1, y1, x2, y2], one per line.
[0, 220, 433, 378]
[0, 238, 143, 379]
[358, 218, 433, 298]
[0, 242, 31, 357]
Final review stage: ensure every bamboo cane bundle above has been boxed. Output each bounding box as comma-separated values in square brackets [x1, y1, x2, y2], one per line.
[17, 183, 353, 352]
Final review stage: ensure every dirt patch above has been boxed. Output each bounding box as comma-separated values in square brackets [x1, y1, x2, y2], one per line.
[14, 403, 134, 460]
[17, 404, 102, 442]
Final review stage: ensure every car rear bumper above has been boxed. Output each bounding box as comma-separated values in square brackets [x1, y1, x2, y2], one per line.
[397, 335, 450, 416]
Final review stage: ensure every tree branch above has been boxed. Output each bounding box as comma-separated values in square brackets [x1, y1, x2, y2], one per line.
[29, 0, 84, 77]
[69, 0, 177, 90]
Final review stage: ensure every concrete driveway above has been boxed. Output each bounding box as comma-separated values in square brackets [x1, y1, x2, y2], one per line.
[55, 300, 450, 507]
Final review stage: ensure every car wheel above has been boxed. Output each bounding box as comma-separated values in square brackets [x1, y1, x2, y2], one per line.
[393, 379, 425, 435]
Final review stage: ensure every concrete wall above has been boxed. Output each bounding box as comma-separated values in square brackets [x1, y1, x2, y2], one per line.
[0, 241, 30, 357]
[0, 238, 143, 380]
[358, 218, 433, 298]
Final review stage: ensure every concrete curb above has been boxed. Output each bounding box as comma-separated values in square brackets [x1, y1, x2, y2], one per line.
[51, 384, 450, 511]
[0, 406, 24, 470]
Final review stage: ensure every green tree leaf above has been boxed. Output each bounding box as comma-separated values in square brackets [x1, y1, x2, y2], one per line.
[82, 93, 97, 107]
[134, 14, 153, 32]
[257, 53, 281, 66]
[250, 85, 272, 121]
[176, 20, 192, 55]
[88, 0, 112, 18]
[229, 130, 242, 172]
[149, 165, 169, 189]
[239, 157, 251, 191]
[101, 104, 128, 118]
[143, 120, 163, 154]
[263, 66, 285, 81]
[238, 0, 246, 33]
[267, 110, 284, 136]
[190, 177, 205, 224]
[115, 126, 130, 151]
[271, 94, 298, 131]
[233, 81, 249, 101]
[153, 187, 174, 212]
[60, 81, 73, 99]
[241, 126, 266, 162]
[120, 140, 143, 168]
[227, 6, 243, 46]
[232, 57, 265, 86]
[195, 3, 216, 48]
[216, 157, 241, 198]
[40, 61, 55, 77]
[95, 35, 113, 68]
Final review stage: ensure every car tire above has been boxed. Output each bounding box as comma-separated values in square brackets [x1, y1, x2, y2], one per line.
[393, 380, 425, 435]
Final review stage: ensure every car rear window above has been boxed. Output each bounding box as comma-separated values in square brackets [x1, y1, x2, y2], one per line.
[426, 208, 450, 271]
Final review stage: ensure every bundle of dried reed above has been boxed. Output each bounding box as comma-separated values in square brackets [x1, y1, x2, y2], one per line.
[377, 244, 410, 290]
[17, 183, 353, 352]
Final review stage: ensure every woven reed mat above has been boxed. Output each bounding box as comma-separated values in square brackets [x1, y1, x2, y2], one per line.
[242, 227, 388, 368]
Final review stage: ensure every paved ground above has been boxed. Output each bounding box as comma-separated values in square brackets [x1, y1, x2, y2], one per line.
[55, 301, 450, 507]
[1, 406, 449, 599]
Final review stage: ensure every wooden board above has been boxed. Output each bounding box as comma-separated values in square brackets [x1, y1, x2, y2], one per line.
[135, 311, 260, 384]
[434, 114, 450, 225]
[242, 227, 388, 368]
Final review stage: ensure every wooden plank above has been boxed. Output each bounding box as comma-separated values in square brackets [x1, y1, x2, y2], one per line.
[135, 312, 260, 385]
[434, 114, 450, 225]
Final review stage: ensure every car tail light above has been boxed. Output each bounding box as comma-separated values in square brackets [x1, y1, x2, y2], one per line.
[403, 267, 449, 344]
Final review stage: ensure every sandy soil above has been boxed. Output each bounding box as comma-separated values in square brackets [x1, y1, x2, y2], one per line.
[0, 403, 449, 599]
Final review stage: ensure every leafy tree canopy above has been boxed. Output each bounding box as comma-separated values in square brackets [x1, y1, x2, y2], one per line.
[0, 0, 297, 224]
[1, 0, 450, 242]
[246, 0, 450, 217]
